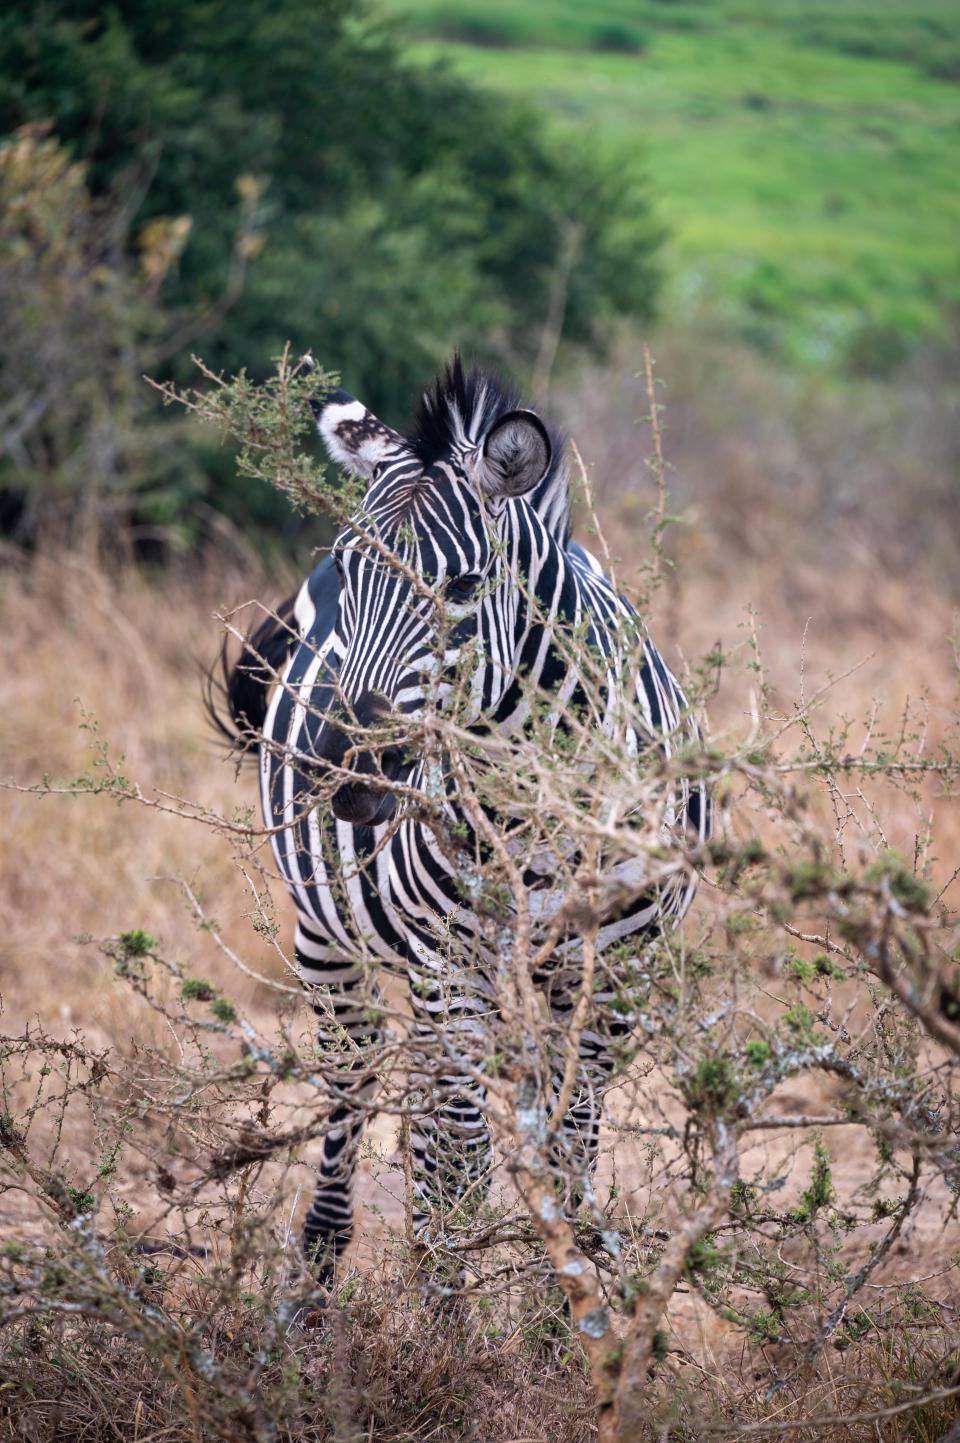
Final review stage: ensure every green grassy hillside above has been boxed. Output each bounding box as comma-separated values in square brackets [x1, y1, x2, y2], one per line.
[383, 0, 960, 372]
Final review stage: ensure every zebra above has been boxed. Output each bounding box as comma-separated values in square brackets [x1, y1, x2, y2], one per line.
[215, 356, 711, 1281]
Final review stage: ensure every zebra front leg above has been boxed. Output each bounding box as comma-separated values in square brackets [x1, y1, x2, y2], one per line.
[296, 920, 383, 1284]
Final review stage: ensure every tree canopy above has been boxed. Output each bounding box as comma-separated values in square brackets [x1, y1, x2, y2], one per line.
[0, 0, 660, 407]
[0, 0, 661, 549]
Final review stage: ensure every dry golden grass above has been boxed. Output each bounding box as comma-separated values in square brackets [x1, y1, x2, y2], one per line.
[0, 551, 278, 1024]
[4, 511, 954, 1022]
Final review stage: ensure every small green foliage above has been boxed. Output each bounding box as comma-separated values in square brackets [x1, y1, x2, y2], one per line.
[744, 1039, 770, 1069]
[789, 1137, 835, 1224]
[650, 1328, 670, 1362]
[725, 910, 757, 938]
[744, 746, 774, 769]
[745, 1310, 781, 1343]
[718, 839, 765, 887]
[0, 1113, 22, 1146]
[897, 1282, 939, 1322]
[687, 951, 714, 979]
[66, 1186, 96, 1215]
[181, 977, 217, 1003]
[783, 857, 843, 903]
[730, 1180, 758, 1216]
[866, 852, 931, 912]
[210, 998, 237, 1024]
[785, 949, 814, 982]
[814, 952, 844, 979]
[838, 1309, 876, 1345]
[685, 1235, 724, 1279]
[784, 948, 844, 984]
[783, 1002, 819, 1043]
[681, 1053, 739, 1117]
[117, 929, 156, 958]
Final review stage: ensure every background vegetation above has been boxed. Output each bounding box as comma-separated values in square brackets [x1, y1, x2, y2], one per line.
[388, 0, 960, 376]
[1, 1, 959, 1438]
[0, 0, 659, 548]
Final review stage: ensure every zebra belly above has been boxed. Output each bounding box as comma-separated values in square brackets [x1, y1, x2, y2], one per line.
[260, 674, 408, 971]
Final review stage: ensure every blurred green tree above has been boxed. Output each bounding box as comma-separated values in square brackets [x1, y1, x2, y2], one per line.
[0, 125, 210, 557]
[0, 0, 661, 421]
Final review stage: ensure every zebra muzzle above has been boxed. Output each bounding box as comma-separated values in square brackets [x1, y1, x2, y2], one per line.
[314, 691, 406, 826]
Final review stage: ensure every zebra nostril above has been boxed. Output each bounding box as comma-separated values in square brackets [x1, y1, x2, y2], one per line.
[311, 707, 407, 794]
[379, 746, 406, 782]
[357, 690, 393, 725]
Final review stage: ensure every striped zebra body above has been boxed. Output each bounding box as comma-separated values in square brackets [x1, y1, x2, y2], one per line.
[245, 359, 711, 1274]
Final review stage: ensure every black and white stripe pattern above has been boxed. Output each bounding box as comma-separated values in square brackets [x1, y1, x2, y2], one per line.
[249, 358, 711, 1274]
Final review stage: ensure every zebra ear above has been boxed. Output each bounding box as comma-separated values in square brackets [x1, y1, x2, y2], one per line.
[311, 383, 405, 480]
[478, 409, 552, 499]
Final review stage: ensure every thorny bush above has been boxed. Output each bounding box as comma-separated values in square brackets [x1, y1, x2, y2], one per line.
[2, 350, 959, 1443]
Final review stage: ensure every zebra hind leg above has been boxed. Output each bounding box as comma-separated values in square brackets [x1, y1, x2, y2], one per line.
[297, 924, 382, 1286]
[547, 983, 629, 1219]
[549, 1078, 602, 1217]
[407, 967, 490, 1292]
[543, 917, 658, 1215]
[302, 1084, 374, 1286]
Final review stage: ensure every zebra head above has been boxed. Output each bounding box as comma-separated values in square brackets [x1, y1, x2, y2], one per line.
[310, 358, 567, 826]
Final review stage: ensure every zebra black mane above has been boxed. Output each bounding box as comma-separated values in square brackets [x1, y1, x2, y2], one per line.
[407, 355, 571, 546]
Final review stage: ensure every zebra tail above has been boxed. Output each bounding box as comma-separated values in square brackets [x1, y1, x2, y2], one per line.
[203, 595, 297, 757]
